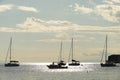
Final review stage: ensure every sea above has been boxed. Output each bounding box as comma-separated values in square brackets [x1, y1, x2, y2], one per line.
[0, 62, 119, 80]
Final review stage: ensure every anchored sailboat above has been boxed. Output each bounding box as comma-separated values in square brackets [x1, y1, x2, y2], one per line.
[68, 38, 80, 66]
[5, 37, 20, 67]
[100, 35, 116, 67]
[47, 41, 68, 69]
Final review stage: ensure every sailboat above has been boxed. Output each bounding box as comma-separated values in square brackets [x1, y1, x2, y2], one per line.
[47, 41, 68, 69]
[57, 41, 66, 66]
[68, 38, 80, 66]
[100, 35, 116, 67]
[5, 37, 20, 67]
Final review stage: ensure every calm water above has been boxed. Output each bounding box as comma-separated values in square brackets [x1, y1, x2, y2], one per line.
[0, 63, 119, 80]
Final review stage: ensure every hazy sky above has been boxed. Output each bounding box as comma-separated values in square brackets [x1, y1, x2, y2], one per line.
[0, 0, 120, 62]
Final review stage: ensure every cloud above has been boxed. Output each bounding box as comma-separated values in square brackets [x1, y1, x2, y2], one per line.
[70, 2, 120, 23]
[17, 17, 72, 32]
[95, 4, 120, 23]
[0, 17, 120, 44]
[0, 4, 38, 13]
[36, 39, 63, 43]
[0, 27, 26, 32]
[104, 0, 114, 4]
[17, 6, 38, 13]
[36, 38, 80, 43]
[0, 17, 120, 34]
[72, 3, 93, 14]
[0, 4, 13, 12]
[17, 17, 120, 33]
[112, 0, 120, 3]
[105, 0, 120, 4]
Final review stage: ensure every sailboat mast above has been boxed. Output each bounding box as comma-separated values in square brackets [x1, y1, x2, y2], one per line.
[71, 38, 73, 60]
[10, 37, 12, 61]
[105, 35, 107, 62]
[59, 41, 62, 61]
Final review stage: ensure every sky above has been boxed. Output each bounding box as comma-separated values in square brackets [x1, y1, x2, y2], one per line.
[0, 0, 120, 63]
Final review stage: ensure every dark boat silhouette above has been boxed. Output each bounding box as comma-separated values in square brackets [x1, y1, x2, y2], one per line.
[101, 61, 116, 67]
[47, 62, 68, 69]
[5, 60, 19, 66]
[100, 35, 116, 67]
[69, 59, 80, 66]
[47, 41, 68, 69]
[68, 38, 80, 66]
[5, 37, 20, 67]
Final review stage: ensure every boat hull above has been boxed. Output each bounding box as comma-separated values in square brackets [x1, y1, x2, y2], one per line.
[47, 65, 68, 69]
[101, 63, 116, 67]
[69, 63, 80, 66]
[69, 61, 80, 66]
[5, 63, 19, 67]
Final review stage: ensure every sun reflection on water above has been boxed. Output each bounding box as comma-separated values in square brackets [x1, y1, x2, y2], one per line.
[21, 62, 99, 72]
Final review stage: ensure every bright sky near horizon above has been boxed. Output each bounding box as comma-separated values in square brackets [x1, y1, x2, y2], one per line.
[0, 0, 120, 63]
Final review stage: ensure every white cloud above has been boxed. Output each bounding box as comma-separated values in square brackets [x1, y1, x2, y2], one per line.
[105, 0, 120, 4]
[18, 6, 38, 13]
[36, 38, 80, 43]
[0, 17, 120, 43]
[36, 39, 62, 43]
[17, 17, 120, 33]
[17, 17, 71, 32]
[0, 4, 13, 12]
[112, 0, 120, 3]
[0, 4, 38, 13]
[104, 0, 114, 4]
[95, 4, 120, 23]
[0, 27, 22, 32]
[0, 17, 120, 34]
[73, 3, 93, 14]
[70, 2, 120, 23]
